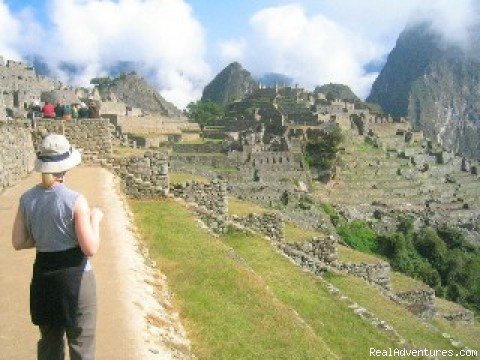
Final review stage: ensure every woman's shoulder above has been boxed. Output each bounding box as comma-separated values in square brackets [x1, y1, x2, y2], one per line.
[56, 184, 81, 198]
[20, 184, 42, 200]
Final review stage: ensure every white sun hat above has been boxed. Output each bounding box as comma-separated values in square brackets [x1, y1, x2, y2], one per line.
[35, 134, 82, 173]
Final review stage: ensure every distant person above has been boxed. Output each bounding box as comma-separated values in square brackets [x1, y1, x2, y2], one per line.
[55, 102, 64, 118]
[12, 134, 103, 360]
[63, 104, 72, 120]
[72, 104, 79, 120]
[31, 101, 41, 113]
[42, 102, 55, 118]
[78, 102, 89, 119]
[88, 101, 99, 119]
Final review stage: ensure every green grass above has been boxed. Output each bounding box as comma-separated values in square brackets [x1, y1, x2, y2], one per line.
[224, 231, 405, 359]
[130, 199, 336, 359]
[169, 172, 210, 184]
[336, 220, 379, 253]
[131, 198, 468, 359]
[435, 297, 470, 314]
[284, 222, 325, 243]
[338, 245, 384, 264]
[429, 317, 480, 353]
[324, 273, 458, 352]
[391, 271, 429, 293]
[228, 198, 270, 216]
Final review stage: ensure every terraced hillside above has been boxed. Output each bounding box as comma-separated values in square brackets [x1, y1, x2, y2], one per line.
[317, 123, 480, 245]
[131, 197, 480, 359]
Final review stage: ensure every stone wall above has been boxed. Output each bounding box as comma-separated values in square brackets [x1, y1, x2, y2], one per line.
[109, 114, 198, 135]
[395, 289, 436, 319]
[281, 236, 338, 264]
[32, 119, 112, 163]
[436, 310, 475, 325]
[110, 152, 169, 198]
[231, 213, 284, 242]
[279, 236, 391, 291]
[172, 143, 226, 154]
[336, 262, 391, 291]
[0, 121, 35, 192]
[172, 179, 228, 234]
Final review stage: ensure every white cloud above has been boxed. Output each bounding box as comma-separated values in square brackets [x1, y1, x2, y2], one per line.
[246, 4, 382, 99]
[0, 0, 21, 60]
[234, 1, 478, 100]
[41, 0, 211, 108]
[0, 0, 210, 109]
[218, 38, 246, 62]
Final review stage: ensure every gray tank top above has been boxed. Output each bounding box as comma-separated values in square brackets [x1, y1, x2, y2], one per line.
[20, 184, 92, 271]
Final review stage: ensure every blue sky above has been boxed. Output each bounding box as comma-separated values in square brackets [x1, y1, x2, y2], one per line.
[0, 1, 476, 108]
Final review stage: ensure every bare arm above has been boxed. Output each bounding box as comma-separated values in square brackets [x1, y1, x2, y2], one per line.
[12, 206, 35, 250]
[74, 195, 103, 257]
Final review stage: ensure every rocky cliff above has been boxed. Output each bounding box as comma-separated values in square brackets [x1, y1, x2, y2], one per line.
[201, 62, 258, 106]
[367, 22, 480, 158]
[96, 72, 182, 116]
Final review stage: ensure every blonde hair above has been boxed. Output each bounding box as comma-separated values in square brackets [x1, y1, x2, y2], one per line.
[41, 172, 66, 188]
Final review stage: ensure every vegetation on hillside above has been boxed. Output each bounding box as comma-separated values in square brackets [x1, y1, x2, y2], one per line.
[314, 83, 360, 102]
[186, 100, 225, 127]
[304, 126, 343, 181]
[324, 207, 480, 313]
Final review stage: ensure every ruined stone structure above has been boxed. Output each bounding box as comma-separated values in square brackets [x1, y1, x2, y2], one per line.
[231, 213, 284, 242]
[110, 152, 169, 198]
[32, 119, 113, 164]
[0, 121, 35, 192]
[103, 114, 200, 145]
[0, 57, 60, 114]
[172, 179, 228, 234]
[395, 289, 436, 319]
[328, 123, 480, 246]
[337, 262, 391, 291]
[436, 309, 475, 325]
[279, 237, 338, 274]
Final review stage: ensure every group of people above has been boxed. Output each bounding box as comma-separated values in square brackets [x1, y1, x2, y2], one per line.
[34, 101, 100, 120]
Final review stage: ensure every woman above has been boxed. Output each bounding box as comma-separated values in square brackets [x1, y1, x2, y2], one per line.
[12, 134, 103, 360]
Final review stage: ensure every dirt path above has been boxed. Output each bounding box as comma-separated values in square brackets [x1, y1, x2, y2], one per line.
[0, 167, 191, 359]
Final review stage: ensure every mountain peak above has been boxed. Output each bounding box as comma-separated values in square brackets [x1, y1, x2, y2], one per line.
[201, 62, 258, 106]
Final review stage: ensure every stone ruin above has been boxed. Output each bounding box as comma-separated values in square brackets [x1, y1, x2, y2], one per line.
[0, 121, 35, 192]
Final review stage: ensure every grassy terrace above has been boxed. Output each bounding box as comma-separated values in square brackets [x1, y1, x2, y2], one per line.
[228, 198, 271, 216]
[284, 222, 325, 243]
[131, 199, 406, 359]
[430, 317, 480, 353]
[338, 245, 385, 264]
[169, 172, 210, 184]
[391, 271, 429, 293]
[324, 273, 457, 352]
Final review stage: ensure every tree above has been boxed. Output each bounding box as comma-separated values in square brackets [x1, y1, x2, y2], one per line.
[186, 100, 224, 126]
[304, 126, 343, 180]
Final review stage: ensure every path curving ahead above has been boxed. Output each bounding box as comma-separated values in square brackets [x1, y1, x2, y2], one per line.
[0, 167, 186, 359]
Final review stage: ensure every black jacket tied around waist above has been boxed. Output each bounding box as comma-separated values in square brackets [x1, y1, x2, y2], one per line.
[30, 246, 87, 327]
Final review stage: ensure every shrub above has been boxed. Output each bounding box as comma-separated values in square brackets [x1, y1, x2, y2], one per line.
[337, 220, 378, 253]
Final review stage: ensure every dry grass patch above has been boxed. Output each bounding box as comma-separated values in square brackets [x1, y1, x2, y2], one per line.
[228, 198, 270, 216]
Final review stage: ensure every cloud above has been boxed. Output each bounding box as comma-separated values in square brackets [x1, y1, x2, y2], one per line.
[218, 38, 246, 63]
[0, 0, 210, 109]
[0, 0, 21, 60]
[245, 4, 382, 99]
[222, 1, 478, 100]
[309, 0, 478, 51]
